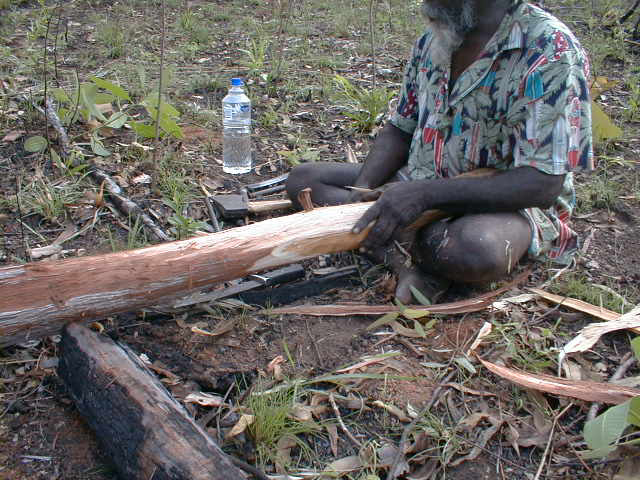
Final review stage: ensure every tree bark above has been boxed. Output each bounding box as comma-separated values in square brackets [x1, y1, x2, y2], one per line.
[58, 322, 246, 480]
[0, 202, 374, 346]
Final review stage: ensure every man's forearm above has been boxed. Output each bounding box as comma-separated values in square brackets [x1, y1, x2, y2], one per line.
[423, 166, 566, 213]
[354, 123, 412, 189]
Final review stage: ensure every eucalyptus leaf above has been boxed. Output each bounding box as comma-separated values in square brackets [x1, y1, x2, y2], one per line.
[94, 92, 115, 105]
[401, 308, 430, 320]
[583, 400, 631, 452]
[413, 319, 426, 338]
[129, 121, 157, 138]
[454, 356, 477, 374]
[24, 135, 48, 152]
[105, 111, 128, 129]
[632, 337, 640, 362]
[51, 87, 71, 104]
[90, 135, 111, 157]
[90, 76, 131, 101]
[409, 285, 432, 306]
[366, 311, 399, 331]
[628, 396, 640, 428]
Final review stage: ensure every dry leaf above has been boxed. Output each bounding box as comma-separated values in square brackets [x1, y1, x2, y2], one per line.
[530, 288, 640, 334]
[450, 415, 503, 467]
[184, 392, 226, 407]
[466, 321, 492, 355]
[290, 403, 315, 422]
[325, 455, 362, 473]
[2, 130, 24, 142]
[372, 400, 411, 422]
[326, 423, 339, 457]
[225, 414, 255, 439]
[561, 306, 640, 358]
[29, 244, 63, 259]
[480, 358, 640, 404]
[190, 318, 235, 337]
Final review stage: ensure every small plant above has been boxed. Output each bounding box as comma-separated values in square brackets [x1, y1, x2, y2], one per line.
[333, 75, 394, 132]
[626, 74, 640, 122]
[108, 215, 148, 252]
[18, 178, 84, 225]
[247, 383, 317, 468]
[96, 22, 127, 58]
[239, 37, 269, 77]
[581, 337, 640, 458]
[550, 273, 630, 313]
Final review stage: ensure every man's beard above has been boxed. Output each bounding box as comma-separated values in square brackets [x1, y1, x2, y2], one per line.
[421, 0, 477, 66]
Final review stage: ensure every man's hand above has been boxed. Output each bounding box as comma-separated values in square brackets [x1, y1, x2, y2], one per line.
[346, 182, 400, 204]
[352, 181, 430, 249]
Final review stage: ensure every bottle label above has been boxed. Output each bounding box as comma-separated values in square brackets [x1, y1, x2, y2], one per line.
[223, 103, 250, 121]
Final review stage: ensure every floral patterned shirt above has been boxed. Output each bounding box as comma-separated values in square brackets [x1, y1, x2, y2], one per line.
[390, 1, 594, 264]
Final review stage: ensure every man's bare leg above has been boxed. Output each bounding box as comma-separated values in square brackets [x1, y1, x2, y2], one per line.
[285, 163, 360, 208]
[286, 163, 448, 303]
[413, 213, 532, 283]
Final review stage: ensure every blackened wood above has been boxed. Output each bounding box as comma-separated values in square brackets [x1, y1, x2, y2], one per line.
[58, 323, 245, 480]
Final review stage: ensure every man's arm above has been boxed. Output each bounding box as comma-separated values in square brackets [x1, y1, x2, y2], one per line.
[351, 123, 413, 191]
[353, 166, 565, 248]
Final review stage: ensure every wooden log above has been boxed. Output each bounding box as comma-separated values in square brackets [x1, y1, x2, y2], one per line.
[0, 202, 371, 346]
[58, 322, 246, 480]
[0, 168, 496, 346]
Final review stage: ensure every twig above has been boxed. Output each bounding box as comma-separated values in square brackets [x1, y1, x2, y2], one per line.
[203, 195, 221, 233]
[43, 15, 52, 168]
[620, 0, 640, 24]
[229, 457, 270, 480]
[368, 0, 377, 89]
[329, 392, 363, 449]
[153, 0, 166, 161]
[386, 369, 456, 480]
[533, 403, 573, 480]
[306, 318, 324, 368]
[587, 352, 636, 421]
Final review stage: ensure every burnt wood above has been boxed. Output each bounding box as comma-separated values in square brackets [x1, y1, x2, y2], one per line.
[58, 323, 245, 480]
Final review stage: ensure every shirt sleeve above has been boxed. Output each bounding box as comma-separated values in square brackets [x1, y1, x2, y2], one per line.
[389, 34, 428, 135]
[510, 46, 594, 175]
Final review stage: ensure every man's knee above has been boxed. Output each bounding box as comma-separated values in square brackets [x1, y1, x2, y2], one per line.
[414, 214, 531, 283]
[285, 163, 317, 203]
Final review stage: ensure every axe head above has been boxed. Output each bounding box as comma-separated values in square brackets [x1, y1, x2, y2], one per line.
[210, 194, 248, 219]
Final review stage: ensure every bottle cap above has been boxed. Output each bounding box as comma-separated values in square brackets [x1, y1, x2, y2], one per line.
[231, 78, 244, 86]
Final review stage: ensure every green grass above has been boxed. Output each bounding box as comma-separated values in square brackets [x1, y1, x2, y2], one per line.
[551, 273, 632, 314]
[247, 383, 319, 468]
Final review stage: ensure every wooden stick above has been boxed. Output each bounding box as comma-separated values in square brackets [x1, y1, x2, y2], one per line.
[58, 322, 245, 480]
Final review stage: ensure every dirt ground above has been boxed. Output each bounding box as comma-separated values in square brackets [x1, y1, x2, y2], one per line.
[1, 1, 639, 479]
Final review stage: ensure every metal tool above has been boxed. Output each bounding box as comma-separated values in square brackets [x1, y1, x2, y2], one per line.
[170, 264, 305, 308]
[246, 173, 289, 195]
[210, 194, 292, 219]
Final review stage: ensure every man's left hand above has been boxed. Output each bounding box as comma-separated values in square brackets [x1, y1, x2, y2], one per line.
[352, 181, 430, 249]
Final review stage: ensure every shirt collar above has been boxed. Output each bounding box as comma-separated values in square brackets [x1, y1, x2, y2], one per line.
[483, 1, 529, 57]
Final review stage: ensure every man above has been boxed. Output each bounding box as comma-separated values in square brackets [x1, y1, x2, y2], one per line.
[286, 0, 593, 303]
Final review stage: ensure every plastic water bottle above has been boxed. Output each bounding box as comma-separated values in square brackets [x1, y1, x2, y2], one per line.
[222, 78, 252, 174]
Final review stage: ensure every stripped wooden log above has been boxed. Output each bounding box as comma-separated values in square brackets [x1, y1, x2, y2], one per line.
[58, 323, 245, 480]
[0, 202, 371, 346]
[0, 169, 497, 347]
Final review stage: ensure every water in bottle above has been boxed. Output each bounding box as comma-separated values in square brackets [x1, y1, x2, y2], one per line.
[222, 78, 252, 174]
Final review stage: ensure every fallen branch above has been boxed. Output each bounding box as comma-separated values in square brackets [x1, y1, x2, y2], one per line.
[58, 322, 245, 479]
[29, 95, 170, 242]
[479, 358, 640, 405]
[268, 269, 531, 317]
